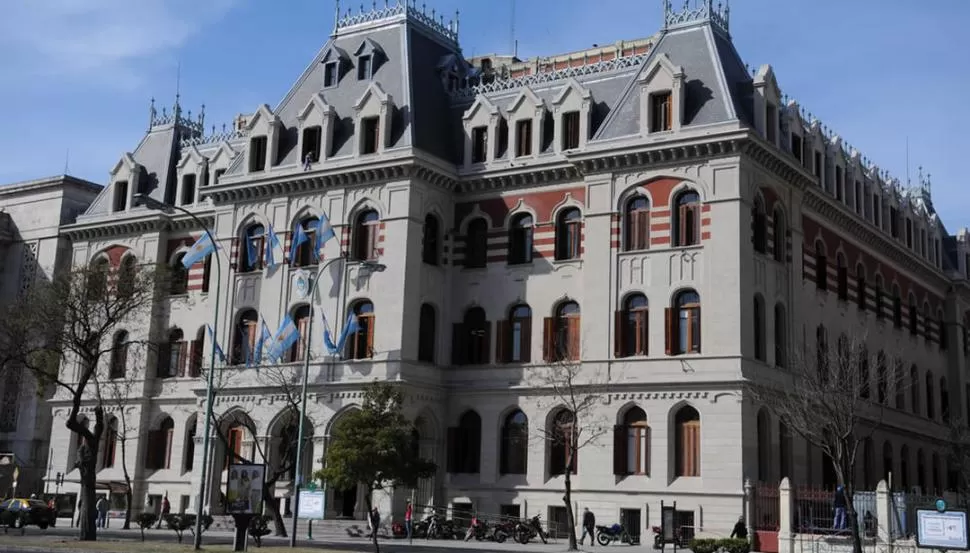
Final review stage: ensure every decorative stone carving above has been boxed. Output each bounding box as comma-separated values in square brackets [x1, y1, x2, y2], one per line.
[668, 250, 698, 284]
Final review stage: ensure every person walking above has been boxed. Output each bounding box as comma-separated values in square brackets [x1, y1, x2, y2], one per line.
[579, 508, 596, 546]
[730, 516, 748, 539]
[404, 500, 413, 542]
[368, 507, 381, 539]
[157, 494, 170, 528]
[832, 485, 847, 530]
[95, 497, 108, 529]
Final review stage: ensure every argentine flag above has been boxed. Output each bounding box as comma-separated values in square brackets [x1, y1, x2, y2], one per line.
[267, 315, 301, 363]
[289, 223, 308, 265]
[315, 213, 336, 258]
[255, 320, 273, 364]
[206, 324, 226, 364]
[265, 225, 282, 269]
[182, 234, 216, 269]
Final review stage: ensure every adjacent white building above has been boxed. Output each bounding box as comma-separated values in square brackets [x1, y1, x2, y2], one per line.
[37, 0, 970, 540]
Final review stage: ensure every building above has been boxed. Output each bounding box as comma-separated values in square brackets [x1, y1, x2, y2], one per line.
[0, 175, 100, 496]
[41, 0, 970, 537]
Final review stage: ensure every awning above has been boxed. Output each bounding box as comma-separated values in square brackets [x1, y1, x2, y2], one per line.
[95, 481, 130, 493]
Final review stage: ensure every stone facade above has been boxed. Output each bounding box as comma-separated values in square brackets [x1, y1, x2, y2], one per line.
[36, 0, 970, 538]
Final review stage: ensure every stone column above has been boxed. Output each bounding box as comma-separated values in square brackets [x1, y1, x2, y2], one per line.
[743, 478, 754, 539]
[778, 477, 794, 553]
[876, 479, 891, 548]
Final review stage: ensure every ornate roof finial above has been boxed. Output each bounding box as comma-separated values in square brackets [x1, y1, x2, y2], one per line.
[334, 0, 341, 29]
[149, 97, 157, 129]
[455, 9, 460, 36]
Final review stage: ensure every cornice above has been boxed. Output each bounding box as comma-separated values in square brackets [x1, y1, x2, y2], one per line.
[459, 163, 582, 194]
[570, 133, 748, 177]
[62, 211, 215, 242]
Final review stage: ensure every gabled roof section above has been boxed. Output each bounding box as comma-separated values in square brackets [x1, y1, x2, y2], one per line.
[245, 104, 281, 131]
[552, 78, 592, 105]
[638, 52, 685, 83]
[754, 64, 781, 99]
[507, 86, 543, 113]
[462, 95, 499, 121]
[176, 145, 205, 170]
[353, 81, 391, 111]
[297, 93, 336, 122]
[321, 44, 349, 63]
[353, 37, 385, 57]
[109, 153, 140, 177]
[208, 142, 238, 166]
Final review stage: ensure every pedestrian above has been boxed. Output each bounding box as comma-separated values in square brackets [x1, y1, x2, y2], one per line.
[832, 485, 847, 530]
[303, 152, 314, 171]
[368, 507, 381, 539]
[404, 500, 413, 541]
[579, 507, 596, 546]
[730, 516, 747, 539]
[157, 494, 170, 528]
[95, 497, 108, 529]
[464, 514, 479, 541]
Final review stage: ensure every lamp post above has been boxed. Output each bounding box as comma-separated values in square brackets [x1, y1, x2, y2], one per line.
[134, 193, 222, 550]
[289, 255, 385, 547]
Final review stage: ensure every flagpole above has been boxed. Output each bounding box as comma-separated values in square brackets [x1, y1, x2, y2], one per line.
[289, 253, 385, 547]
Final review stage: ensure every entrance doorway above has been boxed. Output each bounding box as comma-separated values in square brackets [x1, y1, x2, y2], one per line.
[334, 486, 357, 519]
[620, 508, 642, 544]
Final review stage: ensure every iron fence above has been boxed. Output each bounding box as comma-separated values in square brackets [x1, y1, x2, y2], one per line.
[792, 486, 877, 538]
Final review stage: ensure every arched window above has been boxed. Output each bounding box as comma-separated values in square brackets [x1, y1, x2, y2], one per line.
[774, 303, 787, 368]
[624, 195, 650, 252]
[900, 445, 911, 490]
[287, 305, 311, 363]
[938, 309, 947, 350]
[894, 359, 905, 409]
[856, 264, 867, 310]
[753, 295, 766, 361]
[814, 240, 828, 291]
[347, 300, 375, 360]
[550, 409, 577, 475]
[159, 328, 186, 378]
[292, 217, 318, 267]
[816, 325, 828, 382]
[231, 309, 259, 366]
[448, 410, 481, 474]
[911, 365, 921, 415]
[171, 253, 189, 295]
[858, 347, 870, 400]
[674, 405, 701, 477]
[757, 410, 770, 482]
[102, 417, 118, 469]
[464, 218, 488, 269]
[908, 294, 919, 335]
[183, 418, 196, 472]
[752, 196, 767, 254]
[352, 209, 380, 261]
[932, 452, 942, 494]
[941, 377, 950, 423]
[110, 330, 129, 379]
[917, 449, 927, 491]
[876, 352, 887, 404]
[862, 439, 875, 490]
[874, 275, 884, 319]
[422, 214, 440, 265]
[117, 255, 137, 299]
[672, 190, 700, 247]
[779, 422, 792, 480]
[87, 257, 109, 302]
[417, 303, 436, 363]
[772, 207, 786, 262]
[544, 301, 581, 362]
[146, 417, 175, 470]
[882, 442, 893, 484]
[508, 213, 534, 265]
[926, 371, 936, 420]
[616, 294, 648, 357]
[499, 410, 528, 475]
[615, 407, 649, 476]
[667, 290, 700, 355]
[836, 253, 848, 300]
[201, 255, 212, 293]
[454, 306, 489, 365]
[555, 208, 582, 261]
[499, 304, 532, 363]
[892, 285, 903, 327]
[241, 224, 265, 272]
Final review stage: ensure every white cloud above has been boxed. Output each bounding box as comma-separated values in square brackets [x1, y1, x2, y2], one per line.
[0, 0, 237, 83]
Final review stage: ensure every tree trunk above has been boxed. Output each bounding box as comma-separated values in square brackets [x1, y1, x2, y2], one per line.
[262, 482, 286, 537]
[564, 446, 578, 551]
[364, 491, 380, 553]
[76, 443, 99, 541]
[121, 439, 132, 530]
[845, 491, 863, 553]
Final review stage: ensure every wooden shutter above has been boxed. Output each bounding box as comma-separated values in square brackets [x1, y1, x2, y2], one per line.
[296, 316, 310, 361]
[614, 311, 626, 358]
[567, 317, 581, 360]
[495, 320, 509, 363]
[693, 307, 702, 353]
[664, 94, 673, 130]
[521, 318, 532, 363]
[446, 427, 458, 472]
[664, 308, 676, 355]
[542, 318, 555, 362]
[145, 431, 158, 469]
[451, 323, 466, 365]
[613, 425, 627, 475]
[189, 340, 203, 376]
[164, 429, 174, 469]
[638, 310, 649, 355]
[365, 315, 376, 358]
[638, 211, 650, 249]
[177, 342, 188, 377]
[682, 421, 700, 476]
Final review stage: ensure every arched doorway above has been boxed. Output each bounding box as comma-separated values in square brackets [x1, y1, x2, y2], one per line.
[327, 409, 364, 520]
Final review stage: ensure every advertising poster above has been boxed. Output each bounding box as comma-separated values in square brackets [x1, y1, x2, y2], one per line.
[226, 463, 265, 515]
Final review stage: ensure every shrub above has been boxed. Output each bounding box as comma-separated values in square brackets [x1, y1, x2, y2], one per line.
[689, 537, 750, 553]
[248, 515, 274, 547]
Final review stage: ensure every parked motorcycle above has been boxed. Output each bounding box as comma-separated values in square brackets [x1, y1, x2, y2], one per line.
[597, 523, 634, 546]
[652, 525, 686, 549]
[492, 520, 517, 543]
[515, 515, 549, 544]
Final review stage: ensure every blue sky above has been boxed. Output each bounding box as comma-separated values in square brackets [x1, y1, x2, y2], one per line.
[1, 0, 968, 227]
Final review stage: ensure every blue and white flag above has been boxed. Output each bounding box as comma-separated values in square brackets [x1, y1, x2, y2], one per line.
[245, 231, 259, 267]
[265, 225, 282, 269]
[289, 224, 309, 265]
[206, 324, 226, 364]
[314, 213, 336, 259]
[333, 313, 361, 355]
[255, 320, 273, 364]
[322, 313, 339, 355]
[266, 315, 301, 363]
[242, 331, 253, 368]
[182, 234, 216, 269]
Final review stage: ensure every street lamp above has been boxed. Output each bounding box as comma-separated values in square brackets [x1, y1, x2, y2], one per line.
[134, 193, 222, 550]
[289, 255, 386, 547]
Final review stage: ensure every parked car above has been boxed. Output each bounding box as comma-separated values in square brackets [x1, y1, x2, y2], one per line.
[0, 498, 56, 529]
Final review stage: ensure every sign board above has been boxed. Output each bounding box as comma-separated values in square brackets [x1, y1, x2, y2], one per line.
[916, 509, 969, 550]
[298, 490, 325, 520]
[226, 463, 265, 515]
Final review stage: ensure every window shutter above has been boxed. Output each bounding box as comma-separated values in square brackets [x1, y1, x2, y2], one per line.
[693, 307, 702, 353]
[521, 318, 532, 363]
[571, 440, 578, 474]
[614, 311, 626, 358]
[164, 429, 174, 469]
[482, 321, 492, 365]
[568, 318, 581, 360]
[190, 340, 203, 376]
[495, 320, 509, 363]
[613, 425, 627, 475]
[297, 316, 310, 361]
[637, 211, 649, 250]
[451, 323, 467, 365]
[638, 310, 650, 356]
[446, 427, 458, 472]
[664, 308, 676, 355]
[644, 426, 652, 476]
[145, 431, 158, 469]
[177, 342, 188, 377]
[365, 316, 376, 358]
[542, 318, 555, 362]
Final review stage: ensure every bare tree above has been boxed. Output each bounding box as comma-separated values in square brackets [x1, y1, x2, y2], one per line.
[0, 262, 165, 541]
[945, 418, 970, 508]
[530, 338, 610, 551]
[749, 329, 901, 553]
[100, 366, 144, 530]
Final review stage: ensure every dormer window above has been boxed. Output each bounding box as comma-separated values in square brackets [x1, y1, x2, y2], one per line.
[181, 174, 196, 206]
[214, 169, 226, 184]
[249, 136, 268, 172]
[515, 120, 533, 157]
[562, 111, 580, 150]
[471, 127, 488, 164]
[791, 134, 803, 163]
[113, 181, 128, 212]
[650, 92, 672, 132]
[358, 55, 373, 80]
[766, 104, 777, 144]
[324, 61, 339, 88]
[301, 126, 322, 164]
[361, 117, 380, 155]
[448, 73, 461, 92]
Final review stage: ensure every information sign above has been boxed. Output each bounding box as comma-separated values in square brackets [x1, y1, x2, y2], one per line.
[916, 509, 969, 550]
[298, 490, 325, 520]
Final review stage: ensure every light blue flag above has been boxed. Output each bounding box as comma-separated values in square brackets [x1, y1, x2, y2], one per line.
[265, 225, 282, 269]
[245, 231, 258, 267]
[322, 313, 340, 355]
[206, 324, 226, 364]
[314, 214, 336, 260]
[182, 234, 215, 269]
[255, 321, 272, 364]
[267, 315, 301, 363]
[334, 313, 361, 354]
[289, 224, 308, 265]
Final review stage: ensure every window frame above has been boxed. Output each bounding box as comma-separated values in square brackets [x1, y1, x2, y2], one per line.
[346, 301, 375, 360]
[352, 210, 380, 261]
[508, 213, 534, 265]
[464, 218, 488, 269]
[672, 191, 701, 247]
[554, 208, 582, 261]
[624, 195, 650, 252]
